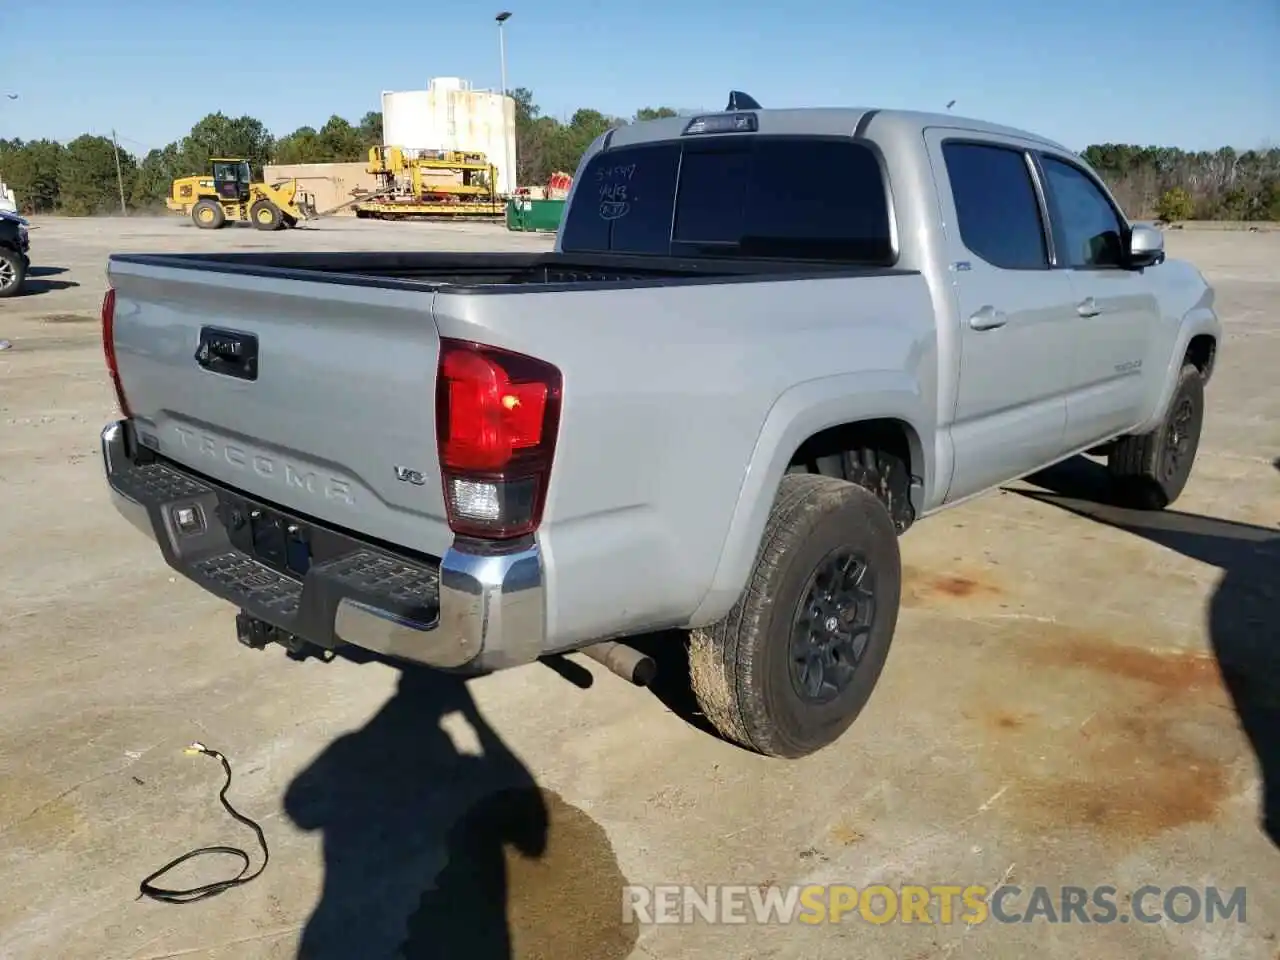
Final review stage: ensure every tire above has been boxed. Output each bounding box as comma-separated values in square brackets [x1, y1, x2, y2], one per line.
[1108, 362, 1204, 510]
[689, 474, 902, 759]
[250, 200, 284, 231]
[0, 246, 26, 298]
[192, 199, 225, 230]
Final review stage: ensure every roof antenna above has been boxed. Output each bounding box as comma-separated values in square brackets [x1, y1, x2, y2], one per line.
[726, 90, 761, 111]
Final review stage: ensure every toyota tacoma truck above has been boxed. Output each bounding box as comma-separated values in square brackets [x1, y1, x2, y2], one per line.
[98, 98, 1220, 759]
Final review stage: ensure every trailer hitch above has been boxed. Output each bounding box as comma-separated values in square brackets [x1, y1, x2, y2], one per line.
[235, 611, 336, 662]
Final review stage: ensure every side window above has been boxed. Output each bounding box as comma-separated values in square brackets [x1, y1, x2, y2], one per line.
[1038, 156, 1126, 268]
[941, 142, 1048, 270]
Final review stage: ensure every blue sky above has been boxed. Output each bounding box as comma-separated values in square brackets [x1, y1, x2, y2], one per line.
[3, 0, 1276, 155]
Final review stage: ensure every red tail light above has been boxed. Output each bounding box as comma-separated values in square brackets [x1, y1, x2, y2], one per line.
[101, 287, 132, 417]
[435, 338, 562, 539]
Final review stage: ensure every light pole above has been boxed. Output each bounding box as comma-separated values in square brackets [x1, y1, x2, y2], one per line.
[495, 11, 514, 197]
[110, 129, 128, 214]
[496, 11, 511, 96]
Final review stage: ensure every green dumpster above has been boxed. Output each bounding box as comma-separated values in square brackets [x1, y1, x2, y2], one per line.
[505, 197, 566, 233]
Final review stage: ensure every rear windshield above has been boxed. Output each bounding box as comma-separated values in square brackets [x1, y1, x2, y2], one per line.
[560, 135, 894, 264]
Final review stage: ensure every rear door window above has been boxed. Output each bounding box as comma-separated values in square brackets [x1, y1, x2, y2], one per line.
[561, 136, 894, 263]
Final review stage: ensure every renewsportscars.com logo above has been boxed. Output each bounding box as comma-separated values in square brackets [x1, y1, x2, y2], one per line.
[622, 884, 1248, 926]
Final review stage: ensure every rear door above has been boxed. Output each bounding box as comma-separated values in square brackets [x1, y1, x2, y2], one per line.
[925, 132, 1078, 502]
[1034, 151, 1159, 446]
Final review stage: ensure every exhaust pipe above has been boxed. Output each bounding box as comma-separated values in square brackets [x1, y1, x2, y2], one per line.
[580, 641, 657, 687]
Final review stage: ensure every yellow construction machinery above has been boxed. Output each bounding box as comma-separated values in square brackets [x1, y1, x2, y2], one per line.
[167, 158, 319, 230]
[353, 146, 503, 220]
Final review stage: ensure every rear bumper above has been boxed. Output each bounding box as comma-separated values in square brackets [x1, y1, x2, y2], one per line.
[100, 420, 545, 671]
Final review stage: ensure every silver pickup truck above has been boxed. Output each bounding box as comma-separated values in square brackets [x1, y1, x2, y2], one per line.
[99, 98, 1220, 759]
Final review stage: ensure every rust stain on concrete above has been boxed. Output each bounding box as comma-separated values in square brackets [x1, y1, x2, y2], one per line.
[965, 621, 1239, 841]
[986, 710, 1028, 731]
[1037, 633, 1223, 695]
[1011, 707, 1232, 837]
[902, 565, 1004, 605]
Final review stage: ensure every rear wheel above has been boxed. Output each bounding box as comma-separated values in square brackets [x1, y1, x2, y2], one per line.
[250, 200, 284, 231]
[1108, 363, 1204, 510]
[689, 474, 902, 759]
[0, 247, 26, 298]
[192, 199, 225, 230]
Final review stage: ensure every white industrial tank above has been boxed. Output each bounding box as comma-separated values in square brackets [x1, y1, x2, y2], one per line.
[381, 78, 518, 196]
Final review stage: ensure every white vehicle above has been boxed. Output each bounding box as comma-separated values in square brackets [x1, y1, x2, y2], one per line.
[0, 179, 17, 215]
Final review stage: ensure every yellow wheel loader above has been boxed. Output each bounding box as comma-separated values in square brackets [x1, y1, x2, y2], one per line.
[167, 159, 320, 231]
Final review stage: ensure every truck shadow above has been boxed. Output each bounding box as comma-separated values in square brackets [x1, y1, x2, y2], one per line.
[283, 666, 639, 959]
[628, 631, 724, 739]
[1013, 455, 1280, 849]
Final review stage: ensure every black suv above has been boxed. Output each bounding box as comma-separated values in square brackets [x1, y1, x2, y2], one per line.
[0, 210, 31, 297]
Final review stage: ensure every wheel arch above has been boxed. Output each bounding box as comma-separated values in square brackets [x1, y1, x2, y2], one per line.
[687, 372, 932, 627]
[1131, 304, 1220, 436]
[1184, 333, 1216, 382]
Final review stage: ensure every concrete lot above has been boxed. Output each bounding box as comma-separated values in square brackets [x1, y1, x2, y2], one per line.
[1, 215, 1276, 960]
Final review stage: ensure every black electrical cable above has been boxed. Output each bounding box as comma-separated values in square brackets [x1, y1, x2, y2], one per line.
[137, 743, 270, 904]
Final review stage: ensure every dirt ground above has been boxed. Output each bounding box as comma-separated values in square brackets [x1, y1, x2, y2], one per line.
[1, 216, 1277, 960]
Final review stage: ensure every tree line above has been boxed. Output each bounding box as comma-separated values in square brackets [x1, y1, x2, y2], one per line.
[0, 111, 384, 215]
[1080, 143, 1280, 222]
[2, 91, 1277, 221]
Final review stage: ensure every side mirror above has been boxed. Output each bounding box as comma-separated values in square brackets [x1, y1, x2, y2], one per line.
[1127, 223, 1165, 268]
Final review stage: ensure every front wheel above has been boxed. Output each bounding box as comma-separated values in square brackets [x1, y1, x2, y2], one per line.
[1108, 363, 1204, 510]
[0, 247, 26, 298]
[689, 474, 902, 759]
[250, 200, 284, 231]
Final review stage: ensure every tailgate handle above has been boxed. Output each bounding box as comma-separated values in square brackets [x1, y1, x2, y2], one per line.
[196, 327, 258, 381]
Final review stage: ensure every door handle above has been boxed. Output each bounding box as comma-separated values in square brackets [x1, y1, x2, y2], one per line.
[1076, 297, 1101, 318]
[968, 306, 1008, 331]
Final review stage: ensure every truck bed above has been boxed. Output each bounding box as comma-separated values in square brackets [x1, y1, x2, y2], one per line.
[109, 249, 914, 293]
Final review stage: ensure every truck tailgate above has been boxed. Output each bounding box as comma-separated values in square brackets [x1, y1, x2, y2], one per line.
[107, 258, 453, 558]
